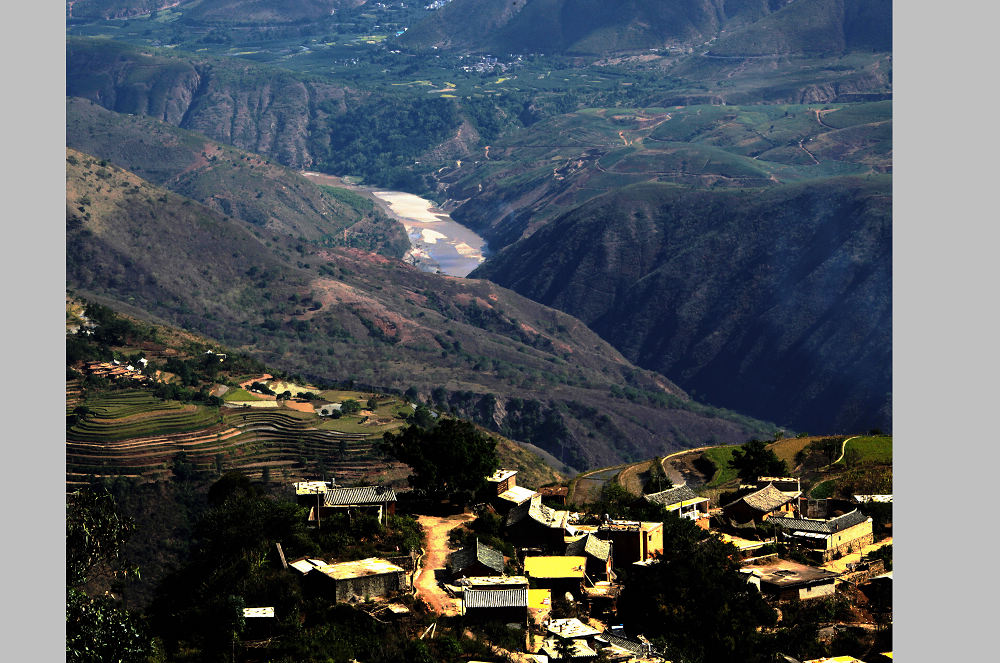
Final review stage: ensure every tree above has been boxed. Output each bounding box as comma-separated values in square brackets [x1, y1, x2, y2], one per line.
[642, 457, 673, 494]
[618, 517, 778, 662]
[341, 399, 362, 414]
[66, 487, 152, 663]
[728, 439, 788, 483]
[381, 419, 499, 504]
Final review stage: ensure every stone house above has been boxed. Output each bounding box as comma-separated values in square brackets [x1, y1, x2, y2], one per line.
[722, 483, 798, 524]
[742, 559, 839, 601]
[644, 483, 711, 529]
[596, 519, 663, 564]
[769, 509, 874, 561]
[447, 539, 505, 579]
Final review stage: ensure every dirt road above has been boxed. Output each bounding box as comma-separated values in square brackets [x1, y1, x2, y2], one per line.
[821, 537, 892, 574]
[414, 513, 476, 615]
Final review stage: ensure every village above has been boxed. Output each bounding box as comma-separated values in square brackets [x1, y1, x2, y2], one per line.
[236, 466, 892, 663]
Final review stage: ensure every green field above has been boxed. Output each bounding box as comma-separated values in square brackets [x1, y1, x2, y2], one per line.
[837, 435, 892, 465]
[701, 446, 740, 488]
[222, 388, 260, 402]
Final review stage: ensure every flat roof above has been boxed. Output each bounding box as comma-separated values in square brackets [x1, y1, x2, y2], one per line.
[294, 481, 332, 495]
[547, 617, 602, 639]
[600, 519, 662, 532]
[498, 486, 538, 504]
[524, 556, 586, 579]
[314, 557, 405, 581]
[487, 469, 517, 483]
[243, 607, 274, 618]
[459, 575, 529, 587]
[744, 559, 838, 587]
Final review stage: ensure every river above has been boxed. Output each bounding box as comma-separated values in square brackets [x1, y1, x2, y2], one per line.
[301, 172, 487, 278]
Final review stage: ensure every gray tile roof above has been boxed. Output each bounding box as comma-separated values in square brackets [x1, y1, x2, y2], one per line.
[770, 509, 869, 535]
[463, 587, 528, 609]
[644, 484, 701, 507]
[448, 540, 505, 575]
[322, 486, 397, 506]
[528, 501, 569, 529]
[724, 483, 793, 514]
[565, 534, 611, 562]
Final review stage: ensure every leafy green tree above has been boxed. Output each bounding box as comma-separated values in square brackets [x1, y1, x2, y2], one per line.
[341, 399, 362, 414]
[66, 487, 152, 663]
[728, 439, 789, 483]
[618, 517, 778, 662]
[642, 457, 674, 494]
[382, 419, 499, 504]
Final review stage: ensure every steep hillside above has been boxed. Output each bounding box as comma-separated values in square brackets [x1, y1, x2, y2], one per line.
[66, 97, 408, 256]
[67, 0, 190, 20]
[471, 178, 891, 434]
[67, 149, 777, 469]
[67, 38, 354, 169]
[706, 0, 892, 56]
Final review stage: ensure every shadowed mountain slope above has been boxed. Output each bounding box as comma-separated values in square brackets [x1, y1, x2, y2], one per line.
[470, 178, 891, 434]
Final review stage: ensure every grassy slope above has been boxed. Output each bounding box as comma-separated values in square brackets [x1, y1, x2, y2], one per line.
[66, 149, 775, 469]
[66, 97, 409, 256]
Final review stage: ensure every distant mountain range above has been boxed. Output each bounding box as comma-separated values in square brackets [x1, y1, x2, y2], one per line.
[400, 0, 890, 56]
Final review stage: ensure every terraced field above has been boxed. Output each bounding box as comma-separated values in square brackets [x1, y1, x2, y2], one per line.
[66, 385, 407, 489]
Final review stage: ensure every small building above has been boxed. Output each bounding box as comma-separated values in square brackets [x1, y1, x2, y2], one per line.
[523, 556, 587, 598]
[743, 559, 838, 601]
[538, 485, 569, 505]
[486, 469, 519, 495]
[722, 483, 798, 524]
[309, 485, 397, 525]
[508, 499, 573, 551]
[241, 607, 275, 639]
[644, 483, 711, 529]
[293, 480, 337, 508]
[770, 510, 874, 561]
[540, 638, 598, 660]
[310, 557, 407, 602]
[565, 533, 613, 581]
[596, 519, 663, 564]
[448, 539, 505, 579]
[462, 585, 529, 623]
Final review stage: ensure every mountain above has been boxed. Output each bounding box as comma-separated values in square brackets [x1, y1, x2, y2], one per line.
[66, 96, 409, 256]
[443, 102, 892, 252]
[400, 0, 727, 54]
[67, 0, 189, 20]
[67, 148, 777, 470]
[178, 0, 368, 24]
[400, 0, 890, 56]
[67, 38, 354, 169]
[470, 177, 891, 434]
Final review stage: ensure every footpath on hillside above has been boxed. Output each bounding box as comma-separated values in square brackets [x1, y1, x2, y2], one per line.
[414, 513, 476, 616]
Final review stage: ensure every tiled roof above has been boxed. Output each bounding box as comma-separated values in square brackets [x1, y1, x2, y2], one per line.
[644, 484, 701, 507]
[464, 587, 528, 609]
[565, 533, 611, 562]
[771, 509, 869, 535]
[725, 483, 793, 514]
[322, 486, 397, 506]
[527, 501, 569, 529]
[448, 540, 504, 575]
[599, 633, 644, 654]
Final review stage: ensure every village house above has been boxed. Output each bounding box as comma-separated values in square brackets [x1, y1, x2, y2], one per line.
[507, 499, 574, 551]
[596, 519, 663, 564]
[303, 485, 397, 526]
[289, 557, 407, 602]
[564, 532, 613, 581]
[523, 556, 587, 599]
[447, 539, 505, 579]
[459, 576, 530, 623]
[742, 559, 839, 602]
[721, 482, 799, 524]
[769, 510, 874, 561]
[538, 485, 569, 505]
[643, 483, 711, 529]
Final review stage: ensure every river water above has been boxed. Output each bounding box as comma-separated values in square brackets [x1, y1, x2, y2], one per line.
[301, 172, 487, 278]
[370, 190, 486, 278]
